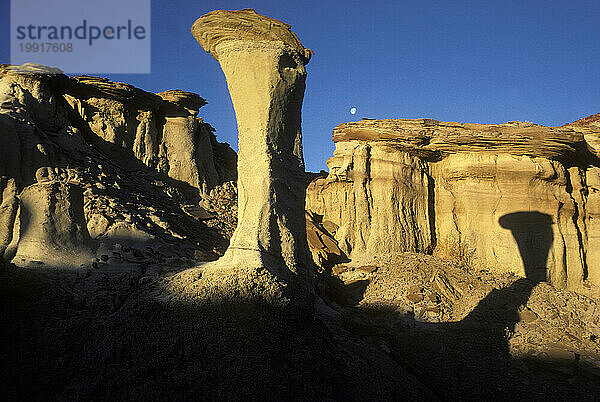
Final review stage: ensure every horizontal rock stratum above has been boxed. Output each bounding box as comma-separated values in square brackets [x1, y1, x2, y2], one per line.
[332, 119, 585, 160]
[307, 117, 600, 292]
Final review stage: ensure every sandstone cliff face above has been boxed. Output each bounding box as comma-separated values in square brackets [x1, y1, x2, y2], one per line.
[307, 118, 600, 291]
[0, 63, 236, 267]
[62, 76, 235, 195]
[0, 64, 235, 196]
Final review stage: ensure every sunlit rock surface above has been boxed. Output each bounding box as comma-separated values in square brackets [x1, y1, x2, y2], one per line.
[307, 118, 600, 291]
[0, 63, 237, 268]
[189, 9, 315, 302]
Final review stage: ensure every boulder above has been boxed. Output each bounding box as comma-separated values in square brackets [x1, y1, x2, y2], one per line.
[306, 212, 345, 267]
[157, 89, 207, 116]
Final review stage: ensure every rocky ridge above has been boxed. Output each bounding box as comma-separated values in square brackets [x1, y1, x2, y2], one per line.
[0, 63, 237, 270]
[307, 117, 600, 293]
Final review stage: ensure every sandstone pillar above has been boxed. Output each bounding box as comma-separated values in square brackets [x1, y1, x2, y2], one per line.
[191, 9, 314, 298]
[12, 181, 94, 268]
[0, 177, 18, 259]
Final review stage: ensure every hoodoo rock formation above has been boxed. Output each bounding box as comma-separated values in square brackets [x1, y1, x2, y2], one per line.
[307, 118, 600, 292]
[190, 9, 314, 300]
[0, 177, 18, 257]
[3, 11, 600, 399]
[11, 178, 94, 268]
[0, 63, 237, 267]
[0, 64, 235, 199]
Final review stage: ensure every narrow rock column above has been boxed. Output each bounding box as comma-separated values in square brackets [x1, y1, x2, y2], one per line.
[191, 9, 314, 297]
[0, 177, 18, 259]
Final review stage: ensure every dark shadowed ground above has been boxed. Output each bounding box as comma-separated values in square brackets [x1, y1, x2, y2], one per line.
[1, 242, 600, 400]
[0, 261, 432, 401]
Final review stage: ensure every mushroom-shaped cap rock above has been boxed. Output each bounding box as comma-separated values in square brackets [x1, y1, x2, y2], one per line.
[157, 89, 207, 116]
[191, 8, 313, 64]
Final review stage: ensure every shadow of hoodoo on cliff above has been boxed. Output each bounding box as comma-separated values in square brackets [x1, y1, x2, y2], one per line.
[343, 211, 595, 398]
[427, 212, 553, 395]
[461, 211, 553, 333]
[499, 211, 554, 283]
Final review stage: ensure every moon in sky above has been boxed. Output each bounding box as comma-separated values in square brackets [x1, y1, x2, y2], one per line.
[350, 107, 357, 115]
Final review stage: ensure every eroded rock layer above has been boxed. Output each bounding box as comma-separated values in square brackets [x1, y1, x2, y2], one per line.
[0, 63, 237, 268]
[0, 63, 235, 197]
[307, 118, 600, 291]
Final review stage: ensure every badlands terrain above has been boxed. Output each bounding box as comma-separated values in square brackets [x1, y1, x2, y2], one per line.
[1, 9, 600, 400]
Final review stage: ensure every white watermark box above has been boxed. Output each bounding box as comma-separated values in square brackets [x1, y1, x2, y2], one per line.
[10, 0, 151, 74]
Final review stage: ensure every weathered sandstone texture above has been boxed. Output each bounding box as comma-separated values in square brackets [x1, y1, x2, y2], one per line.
[191, 9, 314, 299]
[11, 179, 94, 268]
[307, 118, 600, 291]
[0, 177, 18, 258]
[0, 63, 237, 267]
[305, 210, 345, 268]
[0, 64, 235, 197]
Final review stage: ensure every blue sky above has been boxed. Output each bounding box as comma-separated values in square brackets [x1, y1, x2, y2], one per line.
[2, 0, 600, 171]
